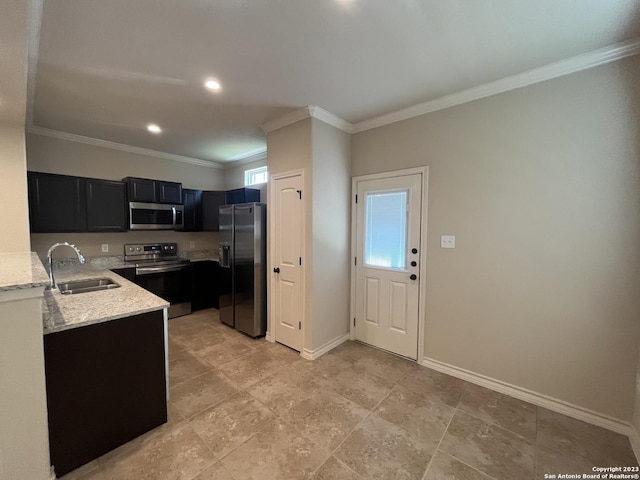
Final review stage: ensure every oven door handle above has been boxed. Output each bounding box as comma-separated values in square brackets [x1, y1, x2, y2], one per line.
[136, 265, 187, 275]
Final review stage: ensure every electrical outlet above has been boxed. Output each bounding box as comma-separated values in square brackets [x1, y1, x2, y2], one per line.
[440, 235, 456, 249]
[101, 243, 109, 253]
[189, 241, 195, 249]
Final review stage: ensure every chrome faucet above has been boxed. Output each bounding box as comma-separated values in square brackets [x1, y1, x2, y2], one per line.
[47, 242, 86, 289]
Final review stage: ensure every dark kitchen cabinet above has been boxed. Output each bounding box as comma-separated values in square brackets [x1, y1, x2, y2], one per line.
[182, 189, 203, 231]
[202, 191, 226, 231]
[86, 179, 127, 231]
[44, 311, 167, 477]
[110, 267, 136, 282]
[28, 172, 87, 233]
[125, 177, 156, 202]
[225, 187, 260, 205]
[191, 260, 220, 310]
[157, 181, 182, 204]
[124, 177, 183, 204]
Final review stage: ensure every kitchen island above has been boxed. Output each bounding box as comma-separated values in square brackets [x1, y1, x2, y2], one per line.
[42, 268, 169, 478]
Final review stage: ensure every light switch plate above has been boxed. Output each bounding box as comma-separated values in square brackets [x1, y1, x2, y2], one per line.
[101, 243, 109, 253]
[441, 235, 455, 249]
[189, 241, 195, 249]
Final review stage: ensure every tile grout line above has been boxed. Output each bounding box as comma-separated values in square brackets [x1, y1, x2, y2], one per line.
[420, 381, 469, 480]
[307, 379, 399, 478]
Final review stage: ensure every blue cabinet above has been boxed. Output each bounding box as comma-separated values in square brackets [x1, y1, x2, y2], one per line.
[225, 187, 260, 205]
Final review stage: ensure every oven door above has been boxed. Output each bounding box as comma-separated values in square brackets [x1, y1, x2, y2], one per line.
[129, 202, 184, 230]
[135, 264, 192, 318]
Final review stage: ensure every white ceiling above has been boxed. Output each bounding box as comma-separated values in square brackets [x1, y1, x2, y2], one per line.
[29, 0, 640, 165]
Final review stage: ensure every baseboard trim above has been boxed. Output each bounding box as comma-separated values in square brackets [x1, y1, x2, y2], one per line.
[422, 356, 631, 436]
[301, 333, 350, 360]
[630, 425, 640, 464]
[265, 331, 273, 342]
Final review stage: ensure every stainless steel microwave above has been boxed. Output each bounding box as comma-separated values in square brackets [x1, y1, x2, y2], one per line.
[129, 202, 184, 230]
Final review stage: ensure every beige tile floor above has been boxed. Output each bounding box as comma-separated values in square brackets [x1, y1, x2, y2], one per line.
[61, 308, 638, 480]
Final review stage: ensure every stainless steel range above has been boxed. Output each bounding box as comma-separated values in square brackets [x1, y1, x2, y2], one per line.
[124, 243, 191, 318]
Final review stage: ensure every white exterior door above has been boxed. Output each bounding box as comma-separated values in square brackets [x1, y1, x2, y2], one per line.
[272, 173, 304, 351]
[354, 173, 423, 359]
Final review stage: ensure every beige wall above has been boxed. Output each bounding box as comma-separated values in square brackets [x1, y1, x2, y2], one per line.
[0, 292, 51, 480]
[0, 125, 31, 252]
[26, 133, 225, 190]
[310, 118, 351, 350]
[351, 57, 640, 421]
[266, 118, 314, 348]
[224, 158, 267, 202]
[635, 349, 640, 443]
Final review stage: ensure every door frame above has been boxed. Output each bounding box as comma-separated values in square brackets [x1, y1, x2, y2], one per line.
[267, 168, 306, 353]
[350, 166, 429, 362]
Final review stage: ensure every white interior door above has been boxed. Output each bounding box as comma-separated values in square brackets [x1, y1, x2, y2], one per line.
[354, 173, 422, 359]
[272, 173, 304, 351]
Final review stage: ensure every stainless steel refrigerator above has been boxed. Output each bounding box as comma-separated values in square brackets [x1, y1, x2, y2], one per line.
[218, 203, 267, 337]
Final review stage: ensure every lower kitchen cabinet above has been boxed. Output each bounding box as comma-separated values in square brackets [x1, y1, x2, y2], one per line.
[44, 311, 167, 477]
[191, 260, 226, 311]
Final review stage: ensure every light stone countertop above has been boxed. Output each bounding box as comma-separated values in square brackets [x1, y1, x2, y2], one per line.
[43, 269, 168, 335]
[0, 252, 49, 291]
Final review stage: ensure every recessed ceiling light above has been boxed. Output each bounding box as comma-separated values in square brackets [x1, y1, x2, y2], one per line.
[147, 124, 162, 134]
[204, 79, 221, 91]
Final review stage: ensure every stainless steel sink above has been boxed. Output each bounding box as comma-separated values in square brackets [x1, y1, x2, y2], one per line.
[57, 277, 121, 295]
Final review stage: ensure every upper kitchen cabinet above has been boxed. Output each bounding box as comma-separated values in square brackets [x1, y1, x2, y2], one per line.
[202, 191, 226, 231]
[28, 172, 87, 233]
[124, 177, 182, 204]
[86, 179, 127, 232]
[181, 189, 203, 232]
[157, 181, 182, 204]
[225, 187, 260, 205]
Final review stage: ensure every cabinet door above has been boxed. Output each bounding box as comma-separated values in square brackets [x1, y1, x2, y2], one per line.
[202, 191, 226, 231]
[157, 181, 183, 204]
[126, 177, 156, 202]
[225, 187, 260, 204]
[28, 172, 87, 233]
[181, 189, 202, 231]
[86, 179, 127, 232]
[191, 260, 219, 311]
[225, 188, 244, 205]
[44, 311, 166, 477]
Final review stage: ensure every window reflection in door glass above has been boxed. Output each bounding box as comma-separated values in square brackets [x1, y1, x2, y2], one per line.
[364, 191, 407, 268]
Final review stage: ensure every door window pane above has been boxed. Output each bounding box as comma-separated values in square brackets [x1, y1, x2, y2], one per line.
[365, 191, 407, 268]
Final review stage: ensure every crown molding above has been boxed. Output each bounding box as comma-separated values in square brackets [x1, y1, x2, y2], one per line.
[261, 107, 313, 134]
[307, 105, 353, 133]
[224, 149, 267, 169]
[27, 126, 224, 169]
[353, 37, 640, 133]
[261, 105, 353, 134]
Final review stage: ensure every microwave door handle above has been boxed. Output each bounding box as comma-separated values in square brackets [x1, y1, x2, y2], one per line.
[171, 206, 176, 228]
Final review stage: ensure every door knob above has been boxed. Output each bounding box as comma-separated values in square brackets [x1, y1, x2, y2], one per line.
[273, 267, 280, 274]
[410, 261, 417, 267]
[411, 248, 418, 254]
[410, 274, 417, 280]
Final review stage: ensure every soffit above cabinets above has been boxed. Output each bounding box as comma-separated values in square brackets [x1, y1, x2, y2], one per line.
[27, 0, 640, 166]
